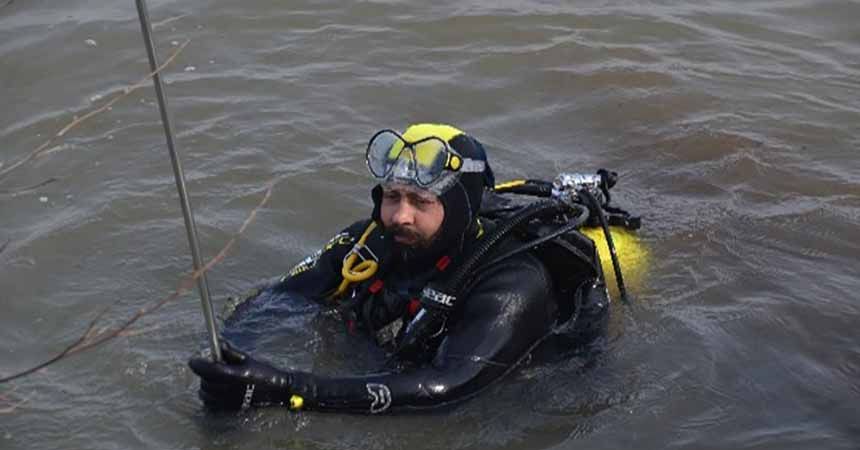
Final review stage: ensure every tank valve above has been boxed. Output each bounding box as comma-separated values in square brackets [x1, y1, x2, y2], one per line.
[551, 173, 604, 206]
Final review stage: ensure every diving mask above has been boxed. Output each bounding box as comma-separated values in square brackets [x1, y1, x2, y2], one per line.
[366, 129, 486, 195]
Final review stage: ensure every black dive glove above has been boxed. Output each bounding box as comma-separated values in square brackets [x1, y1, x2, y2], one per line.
[188, 341, 295, 411]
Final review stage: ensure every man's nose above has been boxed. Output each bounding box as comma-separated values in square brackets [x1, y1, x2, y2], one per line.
[391, 201, 416, 225]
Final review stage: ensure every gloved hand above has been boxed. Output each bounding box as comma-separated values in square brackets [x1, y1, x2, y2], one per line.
[188, 340, 294, 411]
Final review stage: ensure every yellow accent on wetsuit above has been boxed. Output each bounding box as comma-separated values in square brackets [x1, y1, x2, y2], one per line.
[494, 180, 527, 191]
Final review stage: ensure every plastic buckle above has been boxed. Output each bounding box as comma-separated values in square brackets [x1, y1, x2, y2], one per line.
[343, 241, 379, 266]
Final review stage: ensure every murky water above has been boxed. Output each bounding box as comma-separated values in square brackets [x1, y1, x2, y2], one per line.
[2, 0, 859, 448]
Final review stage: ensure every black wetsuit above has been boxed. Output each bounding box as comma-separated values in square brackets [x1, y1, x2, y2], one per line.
[258, 217, 608, 414]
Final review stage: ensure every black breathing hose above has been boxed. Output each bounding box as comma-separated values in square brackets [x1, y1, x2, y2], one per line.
[440, 199, 566, 296]
[482, 203, 593, 272]
[494, 179, 553, 197]
[579, 189, 629, 304]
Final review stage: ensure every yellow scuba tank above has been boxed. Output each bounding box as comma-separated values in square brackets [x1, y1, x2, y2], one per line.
[493, 174, 649, 300]
[581, 226, 649, 298]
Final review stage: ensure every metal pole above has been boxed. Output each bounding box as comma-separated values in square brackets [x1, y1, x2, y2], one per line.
[134, 0, 222, 361]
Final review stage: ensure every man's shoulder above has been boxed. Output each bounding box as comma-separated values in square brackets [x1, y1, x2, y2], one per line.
[469, 245, 551, 295]
[457, 248, 553, 323]
[286, 218, 373, 276]
[329, 218, 370, 237]
[313, 218, 377, 257]
[323, 218, 376, 246]
[474, 227, 550, 272]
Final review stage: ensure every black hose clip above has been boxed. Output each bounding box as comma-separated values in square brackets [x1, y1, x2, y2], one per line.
[596, 168, 617, 205]
[395, 300, 449, 360]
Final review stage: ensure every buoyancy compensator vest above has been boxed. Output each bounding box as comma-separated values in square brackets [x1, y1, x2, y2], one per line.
[331, 170, 644, 362]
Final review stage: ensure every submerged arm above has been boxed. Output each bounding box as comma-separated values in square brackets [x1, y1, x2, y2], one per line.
[190, 249, 557, 413]
[290, 256, 555, 413]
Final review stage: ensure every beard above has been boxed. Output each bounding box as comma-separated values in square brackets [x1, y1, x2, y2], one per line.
[388, 224, 437, 250]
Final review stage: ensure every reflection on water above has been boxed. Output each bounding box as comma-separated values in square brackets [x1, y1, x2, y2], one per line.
[1, 0, 859, 449]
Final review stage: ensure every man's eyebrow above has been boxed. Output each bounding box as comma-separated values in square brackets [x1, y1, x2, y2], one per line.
[406, 192, 436, 202]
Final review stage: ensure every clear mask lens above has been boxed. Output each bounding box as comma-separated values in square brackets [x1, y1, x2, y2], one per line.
[366, 130, 450, 186]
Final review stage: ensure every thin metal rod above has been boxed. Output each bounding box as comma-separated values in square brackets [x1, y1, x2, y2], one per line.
[134, 0, 222, 361]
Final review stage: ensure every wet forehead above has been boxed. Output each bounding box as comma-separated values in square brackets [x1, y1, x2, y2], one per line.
[382, 183, 440, 202]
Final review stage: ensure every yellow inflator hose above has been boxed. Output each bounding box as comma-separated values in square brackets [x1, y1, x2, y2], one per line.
[331, 221, 379, 299]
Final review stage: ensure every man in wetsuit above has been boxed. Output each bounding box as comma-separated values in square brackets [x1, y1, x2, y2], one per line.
[189, 123, 608, 413]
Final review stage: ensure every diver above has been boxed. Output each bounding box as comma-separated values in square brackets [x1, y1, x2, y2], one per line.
[189, 123, 613, 414]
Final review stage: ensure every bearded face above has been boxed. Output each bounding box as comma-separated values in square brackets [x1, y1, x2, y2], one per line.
[379, 183, 444, 250]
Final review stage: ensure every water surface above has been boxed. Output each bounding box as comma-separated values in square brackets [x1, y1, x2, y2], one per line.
[1, 1, 859, 449]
